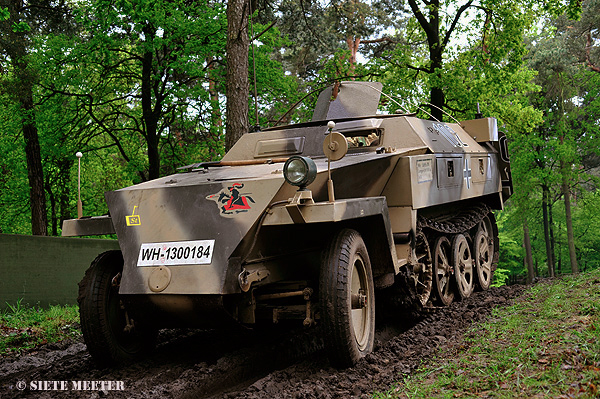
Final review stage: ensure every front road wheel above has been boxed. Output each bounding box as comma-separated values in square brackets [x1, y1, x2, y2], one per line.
[78, 251, 157, 367]
[320, 229, 375, 368]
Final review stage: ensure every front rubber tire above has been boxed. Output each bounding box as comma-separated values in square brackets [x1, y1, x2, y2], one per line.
[78, 251, 157, 367]
[320, 229, 375, 368]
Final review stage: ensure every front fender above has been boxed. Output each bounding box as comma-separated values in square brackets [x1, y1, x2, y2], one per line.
[263, 196, 399, 275]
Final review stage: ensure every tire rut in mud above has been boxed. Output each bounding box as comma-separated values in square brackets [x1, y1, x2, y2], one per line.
[217, 284, 527, 399]
[0, 326, 324, 399]
[0, 284, 526, 399]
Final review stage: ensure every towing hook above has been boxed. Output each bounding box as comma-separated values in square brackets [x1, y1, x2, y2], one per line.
[238, 267, 270, 292]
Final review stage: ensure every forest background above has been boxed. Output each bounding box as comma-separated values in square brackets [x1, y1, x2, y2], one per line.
[0, 0, 598, 284]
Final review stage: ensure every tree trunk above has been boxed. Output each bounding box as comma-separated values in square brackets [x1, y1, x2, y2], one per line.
[58, 159, 71, 232]
[207, 56, 223, 161]
[555, 69, 577, 274]
[557, 223, 562, 273]
[523, 216, 535, 284]
[46, 175, 58, 236]
[427, 12, 444, 122]
[141, 24, 161, 180]
[207, 56, 222, 129]
[9, 13, 48, 235]
[561, 162, 579, 273]
[541, 184, 554, 277]
[549, 198, 557, 272]
[225, 0, 249, 152]
[147, 131, 160, 180]
[22, 98, 48, 236]
[407, 0, 445, 121]
[346, 36, 360, 78]
[430, 84, 444, 122]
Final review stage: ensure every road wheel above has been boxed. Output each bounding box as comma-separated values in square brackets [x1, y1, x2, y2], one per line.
[432, 236, 454, 306]
[474, 219, 494, 290]
[78, 251, 156, 367]
[320, 229, 375, 368]
[413, 232, 433, 306]
[452, 234, 474, 300]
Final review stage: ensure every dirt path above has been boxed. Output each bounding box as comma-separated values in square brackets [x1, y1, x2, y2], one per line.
[0, 284, 526, 399]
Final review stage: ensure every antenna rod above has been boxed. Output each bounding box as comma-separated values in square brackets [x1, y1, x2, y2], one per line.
[76, 151, 83, 219]
[341, 81, 410, 114]
[426, 102, 460, 124]
[475, 102, 483, 119]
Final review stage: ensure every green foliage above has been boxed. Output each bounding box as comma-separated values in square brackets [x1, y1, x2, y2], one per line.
[12, 21, 30, 32]
[378, 268, 600, 398]
[248, 22, 304, 127]
[362, 0, 545, 128]
[50, 0, 228, 179]
[0, 91, 33, 234]
[0, 0, 233, 234]
[0, 300, 80, 356]
[273, 0, 398, 81]
[543, 0, 583, 19]
[491, 0, 600, 281]
[0, 0, 597, 286]
[495, 207, 528, 283]
[497, 184, 600, 281]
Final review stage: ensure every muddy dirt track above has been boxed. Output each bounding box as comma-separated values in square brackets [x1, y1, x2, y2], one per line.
[0, 284, 526, 399]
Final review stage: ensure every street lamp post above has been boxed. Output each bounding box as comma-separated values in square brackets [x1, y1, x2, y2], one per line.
[76, 152, 83, 219]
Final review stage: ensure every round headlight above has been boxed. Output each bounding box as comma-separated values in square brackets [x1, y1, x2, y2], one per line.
[283, 156, 317, 188]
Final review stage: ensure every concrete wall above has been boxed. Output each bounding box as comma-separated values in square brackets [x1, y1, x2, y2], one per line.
[0, 234, 120, 309]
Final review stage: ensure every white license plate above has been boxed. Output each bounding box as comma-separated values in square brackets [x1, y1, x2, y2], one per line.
[137, 240, 215, 266]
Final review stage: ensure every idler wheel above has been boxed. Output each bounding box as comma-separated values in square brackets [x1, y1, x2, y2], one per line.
[413, 231, 433, 306]
[452, 233, 474, 299]
[320, 229, 375, 368]
[432, 236, 455, 306]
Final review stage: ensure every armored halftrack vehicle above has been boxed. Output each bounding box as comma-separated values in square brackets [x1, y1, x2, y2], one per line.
[63, 81, 512, 368]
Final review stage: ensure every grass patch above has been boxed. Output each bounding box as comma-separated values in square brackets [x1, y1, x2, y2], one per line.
[375, 268, 600, 399]
[0, 300, 81, 356]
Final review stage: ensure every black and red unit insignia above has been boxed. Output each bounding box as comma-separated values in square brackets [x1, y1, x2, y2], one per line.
[206, 183, 255, 217]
